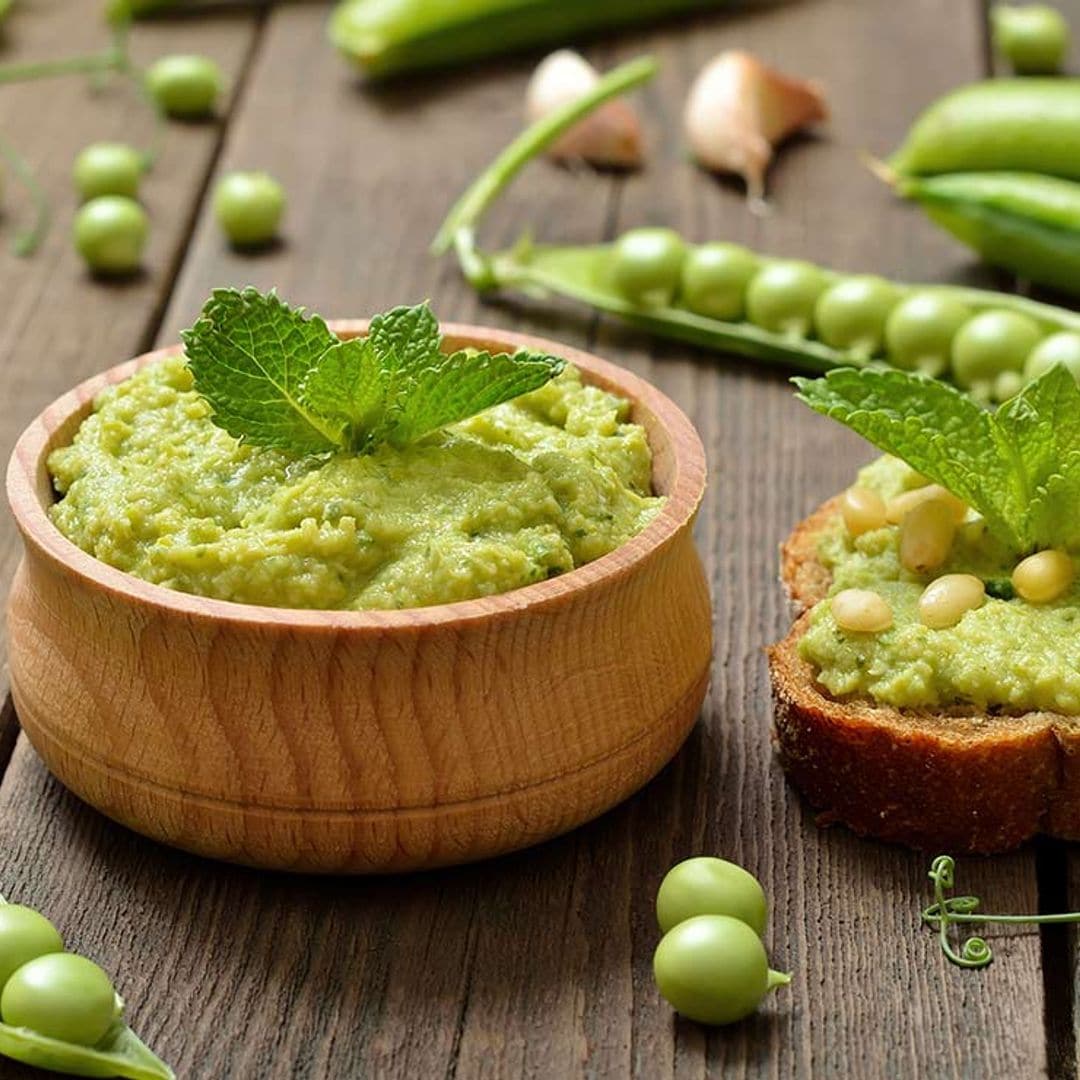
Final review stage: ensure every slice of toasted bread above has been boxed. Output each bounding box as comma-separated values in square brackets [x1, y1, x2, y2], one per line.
[768, 496, 1080, 853]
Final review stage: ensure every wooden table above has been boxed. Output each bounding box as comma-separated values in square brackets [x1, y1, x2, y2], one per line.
[0, 1, 1073, 1076]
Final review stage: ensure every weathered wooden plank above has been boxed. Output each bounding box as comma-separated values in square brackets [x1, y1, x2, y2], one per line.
[0, 3, 1050, 1080]
[0, 5, 261, 766]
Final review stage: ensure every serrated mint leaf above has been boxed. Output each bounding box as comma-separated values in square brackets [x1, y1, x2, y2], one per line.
[389, 348, 565, 447]
[795, 363, 1080, 554]
[300, 337, 390, 451]
[182, 288, 342, 454]
[182, 291, 566, 456]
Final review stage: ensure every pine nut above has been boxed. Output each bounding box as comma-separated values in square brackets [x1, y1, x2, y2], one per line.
[918, 574, 985, 629]
[886, 484, 967, 525]
[840, 486, 887, 537]
[831, 589, 893, 633]
[1013, 550, 1075, 604]
[900, 499, 956, 574]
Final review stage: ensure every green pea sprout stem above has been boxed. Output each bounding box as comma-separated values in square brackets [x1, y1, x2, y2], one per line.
[431, 54, 658, 256]
[922, 855, 1080, 969]
[0, 131, 50, 256]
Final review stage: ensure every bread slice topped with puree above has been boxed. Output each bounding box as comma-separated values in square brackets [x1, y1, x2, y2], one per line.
[769, 364, 1080, 853]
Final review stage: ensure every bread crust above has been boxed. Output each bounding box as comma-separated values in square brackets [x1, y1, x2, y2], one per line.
[768, 497, 1080, 852]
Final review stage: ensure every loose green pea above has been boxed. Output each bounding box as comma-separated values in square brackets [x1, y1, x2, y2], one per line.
[0, 906, 63, 991]
[950, 309, 1042, 388]
[678, 243, 759, 321]
[73, 143, 144, 201]
[145, 54, 222, 119]
[813, 275, 899, 357]
[992, 4, 1070, 75]
[213, 171, 286, 247]
[611, 228, 687, 307]
[653, 915, 791, 1026]
[1, 953, 119, 1046]
[656, 857, 768, 936]
[73, 196, 149, 275]
[995, 368, 1025, 401]
[745, 260, 828, 338]
[1024, 330, 1080, 383]
[884, 291, 972, 377]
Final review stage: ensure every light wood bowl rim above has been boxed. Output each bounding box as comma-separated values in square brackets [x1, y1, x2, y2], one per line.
[7, 321, 706, 630]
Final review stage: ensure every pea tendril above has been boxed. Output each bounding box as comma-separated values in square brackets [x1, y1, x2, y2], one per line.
[923, 855, 1080, 969]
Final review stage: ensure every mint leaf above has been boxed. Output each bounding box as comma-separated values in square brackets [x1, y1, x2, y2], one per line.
[182, 290, 566, 456]
[182, 288, 342, 453]
[390, 348, 565, 447]
[793, 368, 1022, 549]
[794, 364, 1080, 554]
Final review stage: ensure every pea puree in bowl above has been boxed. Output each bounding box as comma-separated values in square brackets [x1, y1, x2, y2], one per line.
[47, 355, 662, 611]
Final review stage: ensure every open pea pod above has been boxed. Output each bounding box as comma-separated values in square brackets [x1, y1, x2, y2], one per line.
[435, 56, 1080, 395]
[0, 1019, 174, 1080]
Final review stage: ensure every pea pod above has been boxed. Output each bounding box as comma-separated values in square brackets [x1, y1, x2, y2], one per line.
[895, 171, 1080, 295]
[0, 895, 174, 1080]
[330, 0, 737, 79]
[889, 79, 1080, 180]
[434, 57, 1080, 398]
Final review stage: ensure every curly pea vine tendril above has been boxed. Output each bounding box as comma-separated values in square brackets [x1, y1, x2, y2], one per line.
[922, 854, 1080, 970]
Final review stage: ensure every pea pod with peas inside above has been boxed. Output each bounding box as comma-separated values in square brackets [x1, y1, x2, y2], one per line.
[0, 895, 173, 1080]
[434, 58, 1080, 403]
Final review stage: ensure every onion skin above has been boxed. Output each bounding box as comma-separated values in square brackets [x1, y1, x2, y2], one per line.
[526, 50, 644, 168]
[684, 50, 828, 203]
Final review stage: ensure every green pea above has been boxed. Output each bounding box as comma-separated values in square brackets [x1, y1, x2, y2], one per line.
[656, 857, 767, 936]
[611, 228, 687, 307]
[745, 260, 828, 338]
[653, 915, 791, 1026]
[992, 4, 1070, 75]
[995, 368, 1025, 401]
[950, 309, 1042, 388]
[1024, 330, 1080, 384]
[0, 905, 64, 990]
[884, 291, 972, 377]
[145, 54, 222, 119]
[214, 171, 286, 248]
[813, 275, 899, 357]
[1, 953, 119, 1046]
[678, 243, 759, 321]
[73, 196, 149, 275]
[72, 143, 144, 201]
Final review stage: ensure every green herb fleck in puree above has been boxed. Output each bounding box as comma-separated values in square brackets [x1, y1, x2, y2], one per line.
[799, 456, 1080, 715]
[48, 356, 662, 610]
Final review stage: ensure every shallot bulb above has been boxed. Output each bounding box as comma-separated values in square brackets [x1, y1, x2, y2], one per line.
[526, 49, 644, 168]
[684, 50, 828, 208]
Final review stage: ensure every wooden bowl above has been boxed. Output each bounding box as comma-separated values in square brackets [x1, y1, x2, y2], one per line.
[6, 323, 710, 873]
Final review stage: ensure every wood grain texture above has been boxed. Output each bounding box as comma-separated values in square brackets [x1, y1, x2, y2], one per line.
[0, 2, 260, 728]
[0, 0, 1063, 1077]
[6, 328, 710, 872]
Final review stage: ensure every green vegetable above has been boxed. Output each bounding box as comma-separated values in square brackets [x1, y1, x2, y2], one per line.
[0, 895, 173, 1079]
[992, 4, 1070, 75]
[73, 195, 148, 275]
[813, 275, 898, 357]
[653, 915, 790, 1025]
[950, 309, 1042, 391]
[745, 260, 828, 339]
[678, 242, 759, 321]
[894, 171, 1080, 295]
[213, 171, 285, 247]
[924, 855, 1080, 969]
[435, 56, 1080, 402]
[884, 291, 971, 377]
[330, 0, 735, 79]
[656, 857, 768, 936]
[794, 363, 1080, 554]
[890, 79, 1080, 179]
[73, 142, 145, 201]
[1026, 330, 1080, 382]
[181, 288, 564, 455]
[0, 906, 63, 990]
[611, 228, 686, 307]
[145, 54, 221, 119]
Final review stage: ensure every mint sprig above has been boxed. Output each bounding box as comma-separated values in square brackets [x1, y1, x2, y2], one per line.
[794, 364, 1080, 554]
[181, 288, 564, 455]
